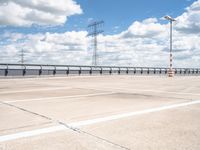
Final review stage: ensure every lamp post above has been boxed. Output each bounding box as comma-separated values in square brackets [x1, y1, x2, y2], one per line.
[164, 15, 176, 77]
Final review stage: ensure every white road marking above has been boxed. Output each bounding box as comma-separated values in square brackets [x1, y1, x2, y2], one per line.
[5, 92, 116, 103]
[91, 87, 200, 96]
[0, 75, 106, 81]
[68, 100, 200, 127]
[0, 100, 200, 143]
[0, 125, 66, 143]
[129, 88, 200, 96]
[1, 86, 199, 97]
[0, 87, 73, 94]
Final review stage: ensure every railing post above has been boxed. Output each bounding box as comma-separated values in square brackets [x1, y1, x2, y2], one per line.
[118, 68, 121, 75]
[100, 67, 103, 75]
[23, 65, 26, 76]
[126, 68, 129, 74]
[53, 66, 56, 75]
[175, 69, 177, 74]
[147, 68, 149, 74]
[79, 67, 81, 75]
[5, 65, 8, 76]
[90, 67, 92, 75]
[134, 68, 136, 74]
[66, 67, 69, 75]
[109, 68, 112, 75]
[39, 65, 42, 76]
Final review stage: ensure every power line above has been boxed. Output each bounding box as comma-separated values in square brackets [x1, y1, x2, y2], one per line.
[87, 20, 104, 66]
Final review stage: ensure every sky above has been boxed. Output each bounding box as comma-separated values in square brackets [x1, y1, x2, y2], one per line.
[0, 0, 200, 67]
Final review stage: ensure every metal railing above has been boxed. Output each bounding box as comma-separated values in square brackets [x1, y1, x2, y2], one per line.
[0, 63, 199, 77]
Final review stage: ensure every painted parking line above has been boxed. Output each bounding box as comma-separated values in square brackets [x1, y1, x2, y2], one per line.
[0, 125, 66, 143]
[4, 92, 116, 103]
[0, 75, 106, 82]
[68, 100, 200, 127]
[129, 88, 200, 96]
[0, 100, 200, 143]
[0, 87, 74, 94]
[89, 87, 200, 96]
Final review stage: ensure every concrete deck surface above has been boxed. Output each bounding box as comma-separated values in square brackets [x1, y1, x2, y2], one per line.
[0, 76, 199, 150]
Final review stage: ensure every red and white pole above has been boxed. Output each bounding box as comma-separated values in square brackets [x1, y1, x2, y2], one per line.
[168, 20, 174, 77]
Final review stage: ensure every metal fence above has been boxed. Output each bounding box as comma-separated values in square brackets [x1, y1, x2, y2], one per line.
[0, 63, 199, 77]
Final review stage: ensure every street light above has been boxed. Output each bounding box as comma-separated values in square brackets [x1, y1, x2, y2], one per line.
[164, 15, 176, 77]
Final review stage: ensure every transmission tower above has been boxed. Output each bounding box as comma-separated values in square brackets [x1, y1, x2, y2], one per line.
[19, 48, 25, 64]
[87, 20, 104, 66]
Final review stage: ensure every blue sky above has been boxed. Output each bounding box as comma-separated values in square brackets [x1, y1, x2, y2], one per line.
[0, 0, 200, 67]
[75, 0, 195, 34]
[0, 0, 196, 35]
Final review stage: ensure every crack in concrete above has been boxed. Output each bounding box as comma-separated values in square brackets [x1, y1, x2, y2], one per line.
[0, 101, 130, 150]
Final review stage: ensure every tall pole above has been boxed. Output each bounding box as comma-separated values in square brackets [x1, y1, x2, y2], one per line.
[87, 20, 104, 66]
[94, 25, 97, 66]
[164, 16, 176, 77]
[169, 20, 173, 74]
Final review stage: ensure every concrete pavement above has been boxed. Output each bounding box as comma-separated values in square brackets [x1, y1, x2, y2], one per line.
[0, 76, 199, 150]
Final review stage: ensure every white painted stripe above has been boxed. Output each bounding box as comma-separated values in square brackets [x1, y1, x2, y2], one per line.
[96, 87, 200, 96]
[0, 87, 73, 94]
[5, 92, 115, 103]
[0, 125, 66, 143]
[132, 89, 200, 96]
[0, 100, 200, 143]
[0, 75, 105, 82]
[68, 100, 200, 127]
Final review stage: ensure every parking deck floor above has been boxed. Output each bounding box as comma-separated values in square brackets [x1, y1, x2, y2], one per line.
[0, 75, 200, 150]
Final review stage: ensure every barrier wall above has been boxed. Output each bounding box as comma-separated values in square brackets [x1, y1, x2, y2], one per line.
[0, 63, 199, 77]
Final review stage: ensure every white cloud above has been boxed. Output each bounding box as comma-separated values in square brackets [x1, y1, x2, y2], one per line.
[176, 0, 200, 34]
[0, 31, 90, 64]
[0, 0, 200, 68]
[0, 0, 82, 26]
[121, 18, 167, 38]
